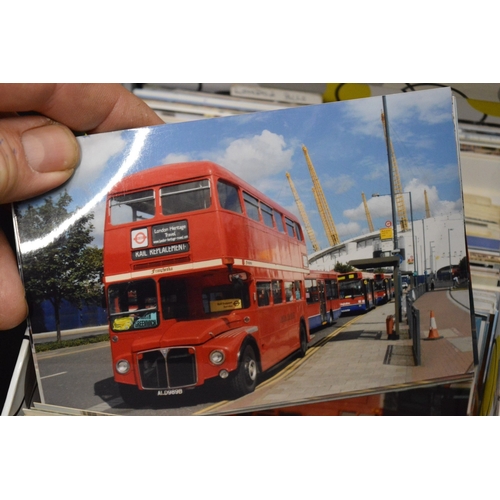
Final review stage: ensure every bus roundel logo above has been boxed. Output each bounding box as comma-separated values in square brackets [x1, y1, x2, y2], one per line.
[131, 228, 149, 249]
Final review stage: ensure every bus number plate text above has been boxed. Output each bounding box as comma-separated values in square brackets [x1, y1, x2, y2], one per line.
[157, 389, 183, 396]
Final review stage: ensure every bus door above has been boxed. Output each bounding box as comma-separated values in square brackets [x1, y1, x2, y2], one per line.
[363, 279, 374, 309]
[318, 280, 328, 324]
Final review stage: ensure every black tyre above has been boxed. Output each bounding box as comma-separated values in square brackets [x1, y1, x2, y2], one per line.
[230, 344, 259, 397]
[298, 322, 308, 358]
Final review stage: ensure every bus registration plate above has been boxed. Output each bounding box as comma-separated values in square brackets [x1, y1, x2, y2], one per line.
[157, 389, 184, 396]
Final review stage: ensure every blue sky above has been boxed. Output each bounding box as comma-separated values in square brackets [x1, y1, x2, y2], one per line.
[18, 87, 462, 254]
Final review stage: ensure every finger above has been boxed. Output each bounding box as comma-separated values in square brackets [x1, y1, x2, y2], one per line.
[0, 84, 164, 133]
[0, 115, 80, 204]
[0, 229, 28, 330]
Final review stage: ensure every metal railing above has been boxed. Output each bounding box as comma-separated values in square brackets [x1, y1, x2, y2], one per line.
[407, 303, 421, 365]
[405, 284, 425, 366]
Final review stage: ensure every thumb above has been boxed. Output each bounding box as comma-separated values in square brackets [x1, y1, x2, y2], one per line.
[0, 115, 80, 204]
[0, 228, 28, 330]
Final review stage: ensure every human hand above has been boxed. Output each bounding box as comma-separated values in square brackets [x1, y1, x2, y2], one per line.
[0, 84, 164, 330]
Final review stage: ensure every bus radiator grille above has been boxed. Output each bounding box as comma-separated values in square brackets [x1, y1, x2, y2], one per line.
[138, 348, 197, 389]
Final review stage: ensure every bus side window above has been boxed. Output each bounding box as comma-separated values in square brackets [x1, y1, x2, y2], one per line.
[257, 282, 271, 307]
[285, 282, 294, 302]
[325, 280, 339, 300]
[285, 217, 295, 238]
[261, 203, 274, 229]
[217, 180, 242, 214]
[272, 280, 283, 304]
[243, 192, 260, 222]
[275, 212, 285, 233]
[294, 280, 302, 299]
[294, 222, 303, 241]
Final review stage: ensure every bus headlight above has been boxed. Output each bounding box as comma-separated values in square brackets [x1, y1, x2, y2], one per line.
[209, 350, 225, 365]
[116, 359, 130, 374]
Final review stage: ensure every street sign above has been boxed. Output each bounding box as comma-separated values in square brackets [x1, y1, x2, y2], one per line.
[379, 227, 393, 241]
[385, 220, 392, 227]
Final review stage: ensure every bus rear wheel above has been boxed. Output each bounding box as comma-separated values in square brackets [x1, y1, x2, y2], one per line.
[230, 344, 258, 397]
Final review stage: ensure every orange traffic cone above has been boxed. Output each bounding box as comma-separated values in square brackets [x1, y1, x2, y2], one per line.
[424, 310, 442, 340]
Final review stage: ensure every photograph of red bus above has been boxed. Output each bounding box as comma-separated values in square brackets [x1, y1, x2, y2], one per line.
[305, 272, 341, 329]
[103, 161, 311, 403]
[337, 271, 376, 314]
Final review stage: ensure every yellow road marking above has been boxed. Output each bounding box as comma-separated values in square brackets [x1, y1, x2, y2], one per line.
[195, 315, 364, 415]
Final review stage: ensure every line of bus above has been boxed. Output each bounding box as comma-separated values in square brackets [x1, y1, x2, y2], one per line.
[337, 271, 376, 314]
[103, 161, 311, 404]
[305, 271, 342, 329]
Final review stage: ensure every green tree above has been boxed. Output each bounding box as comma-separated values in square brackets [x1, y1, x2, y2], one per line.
[334, 262, 355, 273]
[17, 192, 103, 342]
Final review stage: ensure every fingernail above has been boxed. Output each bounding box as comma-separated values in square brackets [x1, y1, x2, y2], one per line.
[21, 124, 80, 173]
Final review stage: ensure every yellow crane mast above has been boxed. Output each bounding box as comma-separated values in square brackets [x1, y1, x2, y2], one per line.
[424, 189, 431, 218]
[381, 112, 409, 232]
[301, 145, 341, 247]
[362, 192, 374, 232]
[286, 172, 321, 252]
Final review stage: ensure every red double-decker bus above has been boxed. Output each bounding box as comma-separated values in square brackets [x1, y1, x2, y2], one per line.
[103, 161, 310, 403]
[305, 271, 341, 329]
[337, 271, 376, 314]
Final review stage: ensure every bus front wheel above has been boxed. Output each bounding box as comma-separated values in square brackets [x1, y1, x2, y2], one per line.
[230, 344, 258, 397]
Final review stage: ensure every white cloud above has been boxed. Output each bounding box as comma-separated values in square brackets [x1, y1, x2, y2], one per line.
[337, 221, 362, 238]
[214, 130, 294, 188]
[342, 177, 462, 228]
[161, 152, 193, 164]
[72, 132, 127, 189]
[404, 178, 462, 217]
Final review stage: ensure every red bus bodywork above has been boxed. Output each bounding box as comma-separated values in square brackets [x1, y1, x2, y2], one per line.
[337, 271, 376, 314]
[305, 271, 341, 330]
[103, 162, 310, 402]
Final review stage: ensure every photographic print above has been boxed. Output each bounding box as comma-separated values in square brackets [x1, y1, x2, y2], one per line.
[14, 87, 475, 415]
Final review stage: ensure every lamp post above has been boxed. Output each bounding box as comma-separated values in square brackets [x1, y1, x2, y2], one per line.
[422, 220, 428, 289]
[448, 228, 454, 280]
[429, 241, 435, 275]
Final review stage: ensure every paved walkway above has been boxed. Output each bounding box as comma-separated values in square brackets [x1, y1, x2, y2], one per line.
[203, 289, 475, 415]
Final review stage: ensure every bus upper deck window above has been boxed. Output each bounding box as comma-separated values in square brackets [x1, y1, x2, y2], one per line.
[243, 192, 260, 222]
[261, 203, 274, 228]
[217, 180, 242, 214]
[285, 217, 295, 238]
[294, 222, 303, 241]
[275, 212, 285, 233]
[161, 179, 211, 216]
[110, 190, 155, 225]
